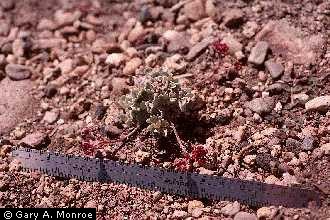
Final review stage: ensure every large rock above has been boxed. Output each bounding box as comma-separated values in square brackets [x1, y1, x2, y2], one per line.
[256, 20, 324, 64]
[305, 96, 330, 112]
[20, 131, 50, 149]
[223, 9, 244, 28]
[0, 78, 36, 134]
[5, 64, 31, 81]
[265, 60, 284, 79]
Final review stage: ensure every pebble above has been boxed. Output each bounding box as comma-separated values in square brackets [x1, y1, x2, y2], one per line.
[139, 6, 152, 23]
[220, 201, 240, 216]
[183, 0, 206, 21]
[321, 143, 330, 155]
[123, 57, 142, 75]
[34, 38, 66, 49]
[20, 131, 50, 148]
[281, 173, 298, 186]
[257, 207, 274, 219]
[205, 0, 217, 18]
[37, 19, 56, 30]
[0, 0, 15, 10]
[58, 59, 73, 75]
[105, 53, 126, 67]
[243, 21, 258, 38]
[265, 60, 284, 79]
[163, 30, 191, 53]
[292, 93, 309, 103]
[248, 41, 269, 65]
[305, 95, 330, 111]
[301, 136, 316, 151]
[43, 110, 59, 124]
[234, 212, 257, 220]
[135, 150, 151, 163]
[245, 97, 275, 115]
[5, 64, 31, 80]
[222, 35, 243, 55]
[128, 22, 145, 43]
[172, 210, 188, 219]
[188, 200, 204, 214]
[243, 155, 256, 165]
[54, 10, 81, 27]
[223, 9, 244, 28]
[84, 200, 97, 208]
[111, 77, 129, 95]
[186, 36, 214, 61]
[0, 21, 10, 36]
[9, 159, 21, 172]
[264, 175, 280, 185]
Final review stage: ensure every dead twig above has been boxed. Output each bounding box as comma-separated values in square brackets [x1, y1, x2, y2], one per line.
[112, 125, 140, 155]
[170, 122, 188, 155]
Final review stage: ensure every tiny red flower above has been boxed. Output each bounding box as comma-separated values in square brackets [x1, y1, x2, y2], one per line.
[212, 40, 229, 57]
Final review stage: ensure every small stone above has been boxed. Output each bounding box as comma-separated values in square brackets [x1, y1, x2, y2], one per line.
[139, 7, 153, 23]
[264, 175, 280, 185]
[248, 41, 269, 65]
[105, 53, 126, 67]
[265, 60, 284, 79]
[0, 21, 10, 36]
[95, 104, 107, 120]
[163, 30, 190, 53]
[123, 57, 142, 75]
[222, 35, 243, 55]
[20, 131, 50, 148]
[5, 64, 31, 80]
[54, 10, 81, 27]
[243, 155, 256, 165]
[292, 93, 309, 103]
[221, 201, 240, 216]
[172, 210, 188, 219]
[301, 136, 316, 151]
[243, 21, 259, 38]
[59, 59, 73, 74]
[234, 212, 257, 220]
[183, 0, 206, 21]
[305, 96, 330, 112]
[257, 207, 274, 219]
[321, 143, 330, 155]
[34, 38, 66, 49]
[37, 19, 56, 30]
[111, 77, 129, 95]
[84, 200, 97, 208]
[43, 111, 59, 124]
[205, 0, 217, 18]
[281, 173, 298, 186]
[9, 159, 21, 172]
[0, 0, 15, 10]
[192, 208, 203, 218]
[188, 200, 204, 213]
[198, 167, 215, 175]
[186, 36, 214, 61]
[223, 9, 244, 28]
[44, 85, 57, 98]
[245, 97, 275, 115]
[135, 150, 151, 163]
[153, 191, 162, 201]
[128, 22, 145, 43]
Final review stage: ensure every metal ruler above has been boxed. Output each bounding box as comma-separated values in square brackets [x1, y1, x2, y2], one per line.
[11, 147, 322, 208]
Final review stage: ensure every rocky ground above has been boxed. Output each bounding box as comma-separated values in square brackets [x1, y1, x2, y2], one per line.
[0, 0, 329, 219]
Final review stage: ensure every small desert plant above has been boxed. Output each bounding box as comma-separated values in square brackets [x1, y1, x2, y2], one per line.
[119, 68, 198, 154]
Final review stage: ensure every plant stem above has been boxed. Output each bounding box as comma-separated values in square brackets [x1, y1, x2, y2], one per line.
[112, 125, 140, 155]
[170, 122, 187, 155]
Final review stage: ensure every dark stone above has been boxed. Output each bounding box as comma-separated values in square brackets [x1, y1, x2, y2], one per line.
[101, 125, 123, 138]
[285, 138, 301, 153]
[95, 104, 108, 120]
[44, 85, 57, 98]
[255, 153, 279, 173]
[139, 7, 153, 23]
[301, 136, 316, 151]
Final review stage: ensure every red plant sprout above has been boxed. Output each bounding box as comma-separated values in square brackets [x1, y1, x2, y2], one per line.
[174, 145, 208, 171]
[212, 40, 229, 57]
[81, 125, 110, 155]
